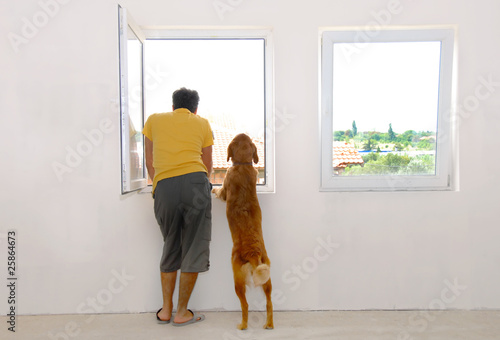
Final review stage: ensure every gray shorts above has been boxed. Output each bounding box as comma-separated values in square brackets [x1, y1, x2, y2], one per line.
[154, 172, 212, 273]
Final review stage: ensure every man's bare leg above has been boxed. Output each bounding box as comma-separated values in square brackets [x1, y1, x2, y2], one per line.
[173, 272, 201, 323]
[157, 271, 177, 321]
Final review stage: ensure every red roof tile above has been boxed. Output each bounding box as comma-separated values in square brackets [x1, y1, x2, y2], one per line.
[332, 142, 364, 168]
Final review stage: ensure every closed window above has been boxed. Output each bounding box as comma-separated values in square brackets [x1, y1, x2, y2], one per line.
[320, 27, 456, 191]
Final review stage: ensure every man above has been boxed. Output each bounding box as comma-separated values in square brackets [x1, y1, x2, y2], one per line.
[143, 87, 213, 326]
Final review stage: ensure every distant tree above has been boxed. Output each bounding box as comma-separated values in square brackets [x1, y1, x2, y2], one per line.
[417, 139, 434, 150]
[344, 153, 411, 176]
[345, 129, 353, 138]
[333, 130, 345, 141]
[382, 153, 411, 169]
[399, 154, 435, 175]
[363, 138, 375, 151]
[400, 130, 417, 143]
[352, 121, 357, 136]
[388, 123, 396, 141]
[393, 142, 404, 151]
[362, 152, 379, 163]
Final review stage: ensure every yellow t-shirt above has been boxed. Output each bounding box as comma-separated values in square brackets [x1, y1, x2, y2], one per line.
[142, 108, 214, 193]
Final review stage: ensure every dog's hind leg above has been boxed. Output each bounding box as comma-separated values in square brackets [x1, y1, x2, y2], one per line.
[233, 261, 249, 330]
[262, 278, 274, 329]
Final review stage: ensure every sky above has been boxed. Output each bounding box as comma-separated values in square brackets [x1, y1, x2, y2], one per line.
[139, 39, 441, 137]
[332, 41, 442, 134]
[144, 39, 265, 138]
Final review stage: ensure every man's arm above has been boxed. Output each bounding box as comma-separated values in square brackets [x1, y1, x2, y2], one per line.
[201, 145, 213, 177]
[145, 136, 155, 180]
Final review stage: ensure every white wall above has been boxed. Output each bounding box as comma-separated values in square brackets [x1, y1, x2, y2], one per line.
[1, 0, 499, 316]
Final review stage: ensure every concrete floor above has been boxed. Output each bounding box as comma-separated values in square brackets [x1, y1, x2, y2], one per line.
[2, 310, 500, 340]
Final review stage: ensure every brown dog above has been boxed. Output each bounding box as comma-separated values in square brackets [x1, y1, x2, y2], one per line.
[212, 133, 273, 330]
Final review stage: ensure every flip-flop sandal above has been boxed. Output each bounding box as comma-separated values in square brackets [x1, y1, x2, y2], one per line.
[156, 308, 171, 324]
[172, 309, 205, 327]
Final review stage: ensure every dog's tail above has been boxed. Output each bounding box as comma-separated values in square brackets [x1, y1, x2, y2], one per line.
[252, 263, 270, 286]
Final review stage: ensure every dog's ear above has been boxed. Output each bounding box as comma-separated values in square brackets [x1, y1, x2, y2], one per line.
[227, 142, 233, 162]
[252, 143, 259, 164]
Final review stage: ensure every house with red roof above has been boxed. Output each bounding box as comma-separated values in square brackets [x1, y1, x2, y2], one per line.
[332, 141, 364, 175]
[210, 123, 265, 184]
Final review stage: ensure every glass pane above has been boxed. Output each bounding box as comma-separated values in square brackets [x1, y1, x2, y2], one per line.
[145, 39, 266, 184]
[332, 41, 441, 177]
[127, 25, 144, 182]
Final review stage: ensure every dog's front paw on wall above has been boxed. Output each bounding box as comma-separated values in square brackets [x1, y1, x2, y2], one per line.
[212, 187, 227, 201]
[212, 187, 221, 197]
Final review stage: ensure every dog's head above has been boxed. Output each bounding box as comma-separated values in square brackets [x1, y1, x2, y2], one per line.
[227, 133, 259, 164]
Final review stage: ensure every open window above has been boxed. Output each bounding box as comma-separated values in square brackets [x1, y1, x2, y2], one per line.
[118, 5, 147, 193]
[142, 28, 275, 193]
[118, 6, 275, 194]
[320, 27, 457, 191]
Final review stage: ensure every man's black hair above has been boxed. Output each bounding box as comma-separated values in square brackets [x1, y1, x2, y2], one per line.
[172, 87, 200, 113]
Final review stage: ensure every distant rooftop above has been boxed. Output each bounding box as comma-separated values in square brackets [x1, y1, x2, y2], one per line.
[210, 122, 265, 169]
[332, 142, 364, 168]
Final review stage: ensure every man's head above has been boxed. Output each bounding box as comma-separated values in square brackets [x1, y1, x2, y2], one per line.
[172, 87, 199, 113]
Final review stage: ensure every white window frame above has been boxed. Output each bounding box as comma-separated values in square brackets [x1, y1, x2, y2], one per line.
[118, 5, 148, 194]
[320, 27, 457, 192]
[141, 27, 276, 193]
